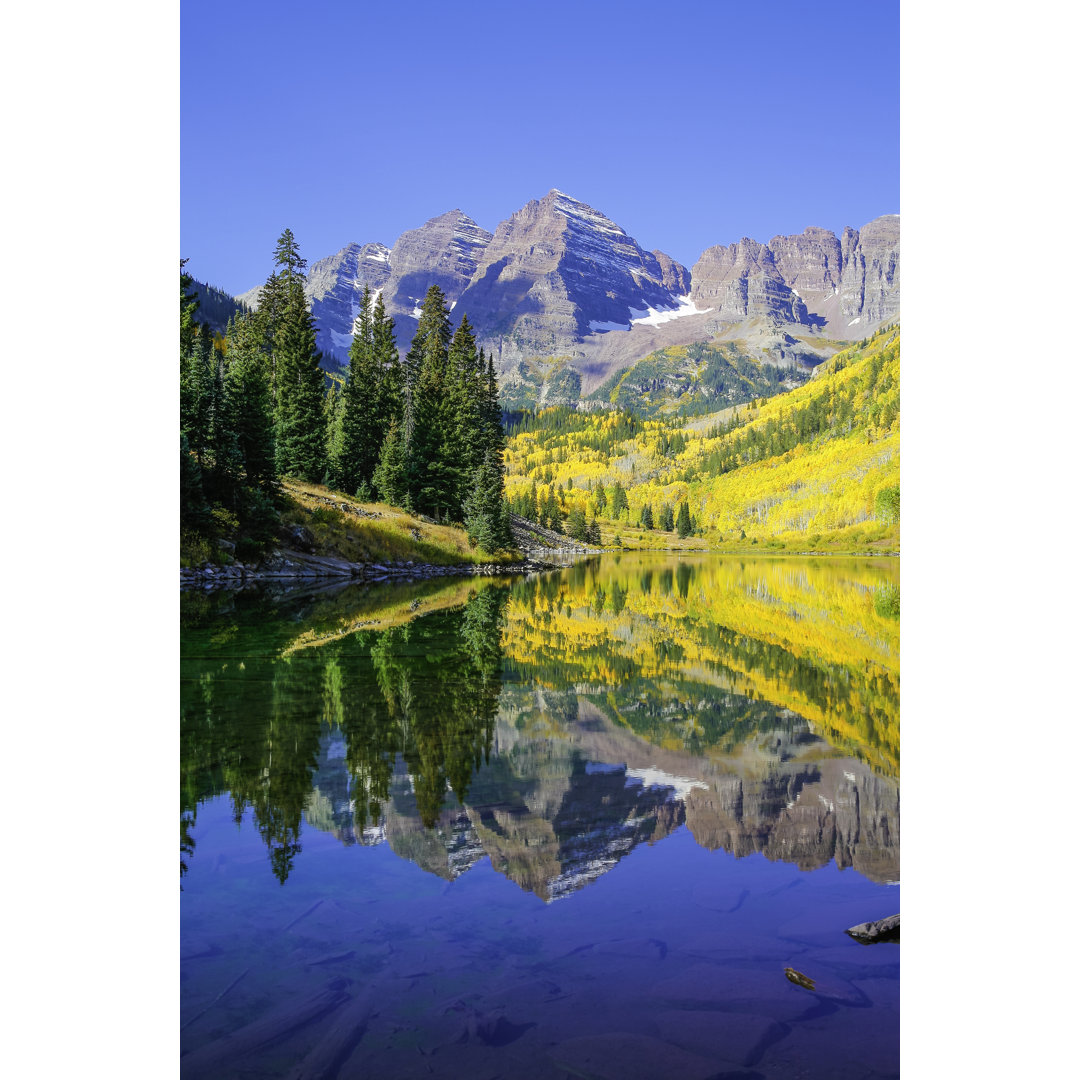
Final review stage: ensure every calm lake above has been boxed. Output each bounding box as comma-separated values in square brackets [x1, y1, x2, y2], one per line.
[180, 554, 899, 1079]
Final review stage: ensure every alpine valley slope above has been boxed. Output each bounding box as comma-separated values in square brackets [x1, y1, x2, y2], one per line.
[503, 322, 900, 551]
[235, 190, 899, 408]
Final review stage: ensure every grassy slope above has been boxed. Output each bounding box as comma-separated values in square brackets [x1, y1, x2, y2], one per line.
[279, 480, 520, 566]
[505, 324, 900, 554]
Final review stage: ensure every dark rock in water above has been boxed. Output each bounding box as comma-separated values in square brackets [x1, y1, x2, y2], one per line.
[784, 967, 817, 991]
[782, 966, 871, 1007]
[846, 913, 900, 944]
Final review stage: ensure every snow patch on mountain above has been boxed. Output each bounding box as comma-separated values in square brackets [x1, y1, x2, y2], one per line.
[629, 295, 713, 327]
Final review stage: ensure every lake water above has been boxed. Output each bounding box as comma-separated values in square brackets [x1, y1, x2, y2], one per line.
[181, 555, 899, 1079]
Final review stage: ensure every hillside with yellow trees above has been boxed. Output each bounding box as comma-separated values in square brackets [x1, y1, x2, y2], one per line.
[504, 323, 899, 552]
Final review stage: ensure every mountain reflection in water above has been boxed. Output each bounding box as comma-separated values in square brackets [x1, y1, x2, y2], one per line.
[181, 555, 898, 895]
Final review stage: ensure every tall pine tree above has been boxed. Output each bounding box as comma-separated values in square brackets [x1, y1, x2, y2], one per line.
[332, 286, 380, 492]
[269, 232, 327, 482]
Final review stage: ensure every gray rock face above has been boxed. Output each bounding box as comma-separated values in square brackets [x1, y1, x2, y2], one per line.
[766, 226, 844, 321]
[455, 190, 691, 362]
[689, 237, 811, 327]
[382, 208, 493, 321]
[690, 215, 899, 339]
[839, 214, 900, 327]
[307, 242, 392, 364]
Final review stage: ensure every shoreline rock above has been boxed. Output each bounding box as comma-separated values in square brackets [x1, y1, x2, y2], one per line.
[180, 546, 576, 591]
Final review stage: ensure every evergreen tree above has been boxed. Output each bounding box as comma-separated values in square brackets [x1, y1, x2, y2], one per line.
[254, 230, 306, 390]
[180, 325, 215, 471]
[180, 259, 201, 361]
[324, 382, 346, 489]
[660, 504, 675, 531]
[333, 286, 383, 492]
[205, 352, 242, 506]
[445, 315, 482, 509]
[481, 349, 504, 463]
[403, 284, 452, 453]
[610, 481, 629, 520]
[373, 420, 408, 506]
[180, 433, 211, 534]
[463, 450, 512, 551]
[274, 267, 327, 481]
[566, 505, 588, 542]
[640, 502, 654, 530]
[403, 287, 456, 515]
[676, 501, 692, 538]
[373, 291, 402, 438]
[225, 348, 278, 497]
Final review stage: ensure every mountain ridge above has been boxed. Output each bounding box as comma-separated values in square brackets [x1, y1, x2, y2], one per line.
[233, 190, 898, 401]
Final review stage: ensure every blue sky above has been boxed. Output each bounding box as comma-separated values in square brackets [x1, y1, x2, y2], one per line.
[181, 0, 898, 295]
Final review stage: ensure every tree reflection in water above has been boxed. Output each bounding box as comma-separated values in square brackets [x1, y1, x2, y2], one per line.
[181, 584, 508, 883]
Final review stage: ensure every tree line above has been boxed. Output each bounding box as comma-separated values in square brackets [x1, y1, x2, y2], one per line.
[181, 229, 512, 558]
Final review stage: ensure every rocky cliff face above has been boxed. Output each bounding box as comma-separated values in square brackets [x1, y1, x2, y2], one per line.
[839, 215, 901, 327]
[382, 209, 493, 322]
[689, 216, 899, 341]
[453, 190, 692, 362]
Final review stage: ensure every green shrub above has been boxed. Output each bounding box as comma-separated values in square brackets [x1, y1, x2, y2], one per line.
[210, 506, 239, 537]
[180, 531, 214, 567]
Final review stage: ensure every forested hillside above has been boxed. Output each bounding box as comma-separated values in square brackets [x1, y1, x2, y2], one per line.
[189, 279, 250, 335]
[180, 230, 513, 565]
[586, 338, 811, 418]
[503, 324, 900, 550]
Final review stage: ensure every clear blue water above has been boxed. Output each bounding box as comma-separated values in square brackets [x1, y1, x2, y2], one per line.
[181, 558, 899, 1079]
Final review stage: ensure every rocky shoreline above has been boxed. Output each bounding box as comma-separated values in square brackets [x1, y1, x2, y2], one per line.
[181, 549, 573, 591]
[181, 512, 610, 591]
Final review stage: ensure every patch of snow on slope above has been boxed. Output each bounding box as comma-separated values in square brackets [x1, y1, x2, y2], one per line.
[589, 318, 630, 333]
[848, 317, 861, 326]
[331, 329, 354, 350]
[629, 295, 713, 327]
[411, 304, 424, 319]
